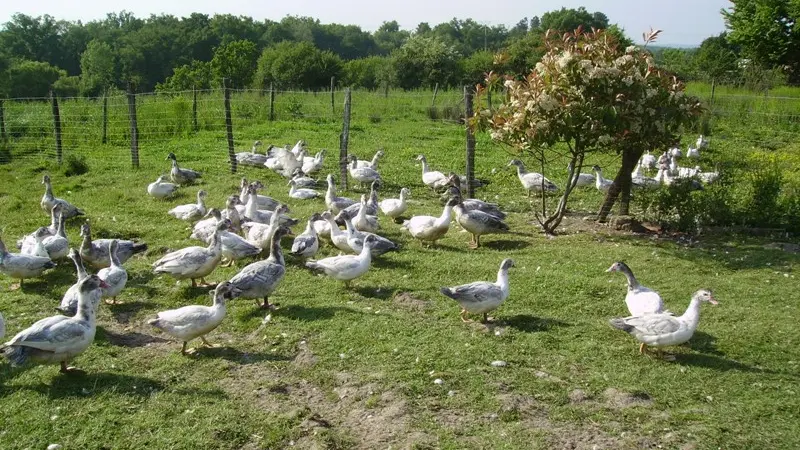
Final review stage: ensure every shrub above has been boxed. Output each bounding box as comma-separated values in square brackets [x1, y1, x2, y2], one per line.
[285, 96, 304, 119]
[63, 154, 89, 177]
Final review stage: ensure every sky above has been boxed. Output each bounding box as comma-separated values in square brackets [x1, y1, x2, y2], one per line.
[0, 0, 730, 47]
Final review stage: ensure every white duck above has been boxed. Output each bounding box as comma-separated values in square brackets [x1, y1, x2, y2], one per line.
[235, 140, 268, 167]
[0, 236, 56, 288]
[218, 220, 261, 266]
[239, 179, 280, 212]
[22, 229, 50, 259]
[289, 178, 320, 200]
[696, 135, 709, 149]
[221, 196, 243, 233]
[302, 150, 326, 175]
[610, 289, 717, 357]
[343, 217, 398, 257]
[306, 235, 377, 287]
[42, 212, 69, 260]
[191, 209, 223, 242]
[98, 240, 128, 305]
[325, 174, 357, 214]
[353, 195, 379, 233]
[640, 150, 657, 170]
[686, 146, 700, 159]
[417, 155, 447, 189]
[606, 262, 665, 316]
[697, 168, 720, 184]
[57, 248, 96, 316]
[320, 211, 353, 252]
[508, 160, 558, 195]
[453, 199, 510, 249]
[440, 258, 514, 323]
[0, 312, 4, 340]
[348, 155, 381, 188]
[229, 226, 289, 310]
[592, 165, 613, 192]
[152, 222, 224, 287]
[568, 162, 594, 188]
[379, 188, 410, 222]
[41, 175, 84, 219]
[242, 204, 291, 250]
[312, 213, 332, 240]
[2, 275, 107, 373]
[290, 169, 318, 189]
[669, 147, 683, 158]
[356, 149, 384, 170]
[289, 139, 306, 157]
[264, 145, 290, 171]
[168, 190, 208, 221]
[291, 217, 320, 258]
[147, 175, 179, 199]
[148, 281, 241, 355]
[335, 180, 380, 222]
[401, 198, 457, 247]
[18, 204, 62, 250]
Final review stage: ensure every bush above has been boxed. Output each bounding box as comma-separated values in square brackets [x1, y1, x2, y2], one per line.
[63, 154, 89, 177]
[285, 96, 304, 119]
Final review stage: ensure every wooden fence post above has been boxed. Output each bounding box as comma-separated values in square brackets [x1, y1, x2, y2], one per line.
[339, 88, 352, 191]
[330, 76, 336, 116]
[384, 82, 389, 98]
[464, 86, 476, 198]
[710, 78, 716, 106]
[101, 91, 108, 144]
[223, 78, 237, 173]
[51, 91, 63, 165]
[431, 82, 439, 108]
[126, 82, 139, 168]
[0, 99, 6, 142]
[269, 82, 275, 121]
[192, 85, 198, 132]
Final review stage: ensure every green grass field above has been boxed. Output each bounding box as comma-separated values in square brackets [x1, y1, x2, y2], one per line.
[0, 86, 798, 449]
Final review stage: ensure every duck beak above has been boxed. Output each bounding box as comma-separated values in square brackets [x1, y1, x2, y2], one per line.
[709, 296, 718, 305]
[605, 265, 617, 273]
[99, 280, 110, 289]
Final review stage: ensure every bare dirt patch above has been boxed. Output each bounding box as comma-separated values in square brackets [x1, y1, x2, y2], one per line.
[603, 388, 653, 409]
[393, 291, 430, 312]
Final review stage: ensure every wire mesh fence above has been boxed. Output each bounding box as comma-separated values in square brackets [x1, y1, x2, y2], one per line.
[0, 85, 797, 169]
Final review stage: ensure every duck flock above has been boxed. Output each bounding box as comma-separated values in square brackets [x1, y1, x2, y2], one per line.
[0, 137, 719, 374]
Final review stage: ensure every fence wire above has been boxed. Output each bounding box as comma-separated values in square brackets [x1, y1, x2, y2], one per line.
[0, 88, 797, 168]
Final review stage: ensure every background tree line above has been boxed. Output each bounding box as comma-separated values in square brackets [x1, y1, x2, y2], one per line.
[0, 1, 796, 97]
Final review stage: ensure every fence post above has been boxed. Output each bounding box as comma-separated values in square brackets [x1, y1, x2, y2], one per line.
[101, 91, 108, 144]
[384, 82, 389, 98]
[269, 82, 275, 121]
[223, 78, 237, 173]
[431, 82, 439, 108]
[50, 90, 63, 165]
[710, 78, 716, 106]
[330, 76, 336, 116]
[464, 86, 476, 199]
[339, 88, 352, 191]
[192, 85, 198, 133]
[126, 82, 140, 168]
[0, 99, 6, 142]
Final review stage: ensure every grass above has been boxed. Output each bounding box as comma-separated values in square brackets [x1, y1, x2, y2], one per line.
[0, 88, 798, 449]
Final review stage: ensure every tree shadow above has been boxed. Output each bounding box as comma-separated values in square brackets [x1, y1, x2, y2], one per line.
[501, 314, 572, 333]
[482, 239, 532, 251]
[277, 304, 362, 322]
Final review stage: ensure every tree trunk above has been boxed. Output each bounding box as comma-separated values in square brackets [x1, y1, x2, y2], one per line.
[540, 153, 581, 235]
[597, 148, 643, 222]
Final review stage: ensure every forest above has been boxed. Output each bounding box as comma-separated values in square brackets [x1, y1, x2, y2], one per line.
[0, 1, 797, 97]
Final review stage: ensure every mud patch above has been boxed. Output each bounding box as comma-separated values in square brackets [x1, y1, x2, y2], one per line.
[393, 291, 430, 311]
[603, 388, 653, 409]
[292, 341, 318, 369]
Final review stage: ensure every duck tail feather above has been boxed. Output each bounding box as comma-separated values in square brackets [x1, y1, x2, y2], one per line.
[609, 317, 634, 333]
[2, 345, 29, 367]
[439, 287, 457, 300]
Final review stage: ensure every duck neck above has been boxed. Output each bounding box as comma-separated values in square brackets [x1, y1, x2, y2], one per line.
[57, 216, 66, 238]
[594, 170, 604, 186]
[73, 255, 88, 280]
[49, 208, 59, 230]
[43, 180, 54, 199]
[326, 180, 336, 200]
[435, 204, 453, 227]
[110, 246, 122, 268]
[239, 185, 249, 203]
[344, 219, 356, 237]
[399, 190, 408, 203]
[305, 219, 316, 237]
[245, 193, 258, 218]
[359, 242, 372, 260]
[619, 266, 640, 290]
[420, 159, 429, 174]
[75, 292, 97, 322]
[81, 230, 92, 248]
[197, 194, 205, 209]
[0, 239, 8, 258]
[227, 207, 240, 227]
[496, 267, 510, 293]
[371, 153, 381, 166]
[514, 163, 527, 177]
[171, 159, 180, 170]
[680, 297, 703, 329]
[209, 231, 222, 252]
[212, 295, 227, 308]
[267, 233, 285, 266]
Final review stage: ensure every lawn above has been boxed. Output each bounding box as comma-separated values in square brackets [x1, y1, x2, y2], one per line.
[0, 90, 798, 449]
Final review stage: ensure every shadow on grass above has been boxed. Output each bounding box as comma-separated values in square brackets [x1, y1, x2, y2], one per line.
[482, 239, 532, 251]
[0, 370, 174, 399]
[353, 285, 405, 300]
[98, 327, 170, 348]
[676, 353, 798, 378]
[277, 304, 362, 321]
[502, 314, 572, 333]
[190, 346, 292, 364]
[686, 330, 725, 356]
